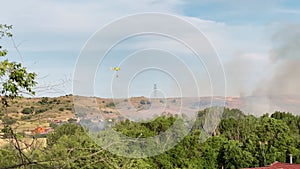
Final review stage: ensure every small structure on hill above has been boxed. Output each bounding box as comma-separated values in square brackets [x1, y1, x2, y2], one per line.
[31, 127, 53, 135]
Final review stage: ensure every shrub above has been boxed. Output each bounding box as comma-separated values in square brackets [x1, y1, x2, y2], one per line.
[68, 118, 77, 123]
[22, 107, 34, 114]
[59, 108, 64, 111]
[39, 97, 49, 105]
[140, 100, 145, 105]
[103, 111, 112, 114]
[50, 122, 58, 129]
[106, 102, 115, 107]
[1, 117, 17, 125]
[36, 108, 48, 114]
[21, 115, 32, 120]
[66, 107, 72, 111]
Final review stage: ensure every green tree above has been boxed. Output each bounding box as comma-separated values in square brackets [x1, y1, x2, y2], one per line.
[0, 24, 36, 101]
[0, 24, 37, 169]
[221, 140, 254, 169]
[256, 116, 295, 166]
[201, 135, 227, 169]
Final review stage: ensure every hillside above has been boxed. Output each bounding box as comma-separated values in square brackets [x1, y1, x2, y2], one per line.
[1, 94, 299, 134]
[1, 95, 300, 168]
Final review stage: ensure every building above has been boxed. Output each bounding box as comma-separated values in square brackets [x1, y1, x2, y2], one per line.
[243, 161, 300, 169]
[31, 127, 53, 134]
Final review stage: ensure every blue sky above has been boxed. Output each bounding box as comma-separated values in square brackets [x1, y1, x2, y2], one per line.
[1, 0, 299, 98]
[182, 0, 300, 24]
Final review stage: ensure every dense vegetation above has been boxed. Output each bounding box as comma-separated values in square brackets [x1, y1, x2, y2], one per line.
[1, 108, 300, 169]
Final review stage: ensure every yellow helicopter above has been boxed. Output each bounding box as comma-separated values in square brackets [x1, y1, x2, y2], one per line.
[110, 67, 121, 78]
[110, 67, 120, 71]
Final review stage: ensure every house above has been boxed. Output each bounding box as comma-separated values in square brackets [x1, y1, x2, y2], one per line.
[31, 127, 53, 134]
[47, 118, 62, 124]
[243, 161, 300, 169]
[31, 127, 45, 134]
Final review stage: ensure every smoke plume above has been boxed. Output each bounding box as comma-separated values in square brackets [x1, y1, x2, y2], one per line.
[250, 24, 300, 114]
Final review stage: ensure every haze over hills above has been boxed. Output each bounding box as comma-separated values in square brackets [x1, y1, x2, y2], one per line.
[1, 94, 300, 134]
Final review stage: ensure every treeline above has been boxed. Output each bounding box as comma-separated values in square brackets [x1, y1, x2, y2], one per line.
[1, 108, 300, 169]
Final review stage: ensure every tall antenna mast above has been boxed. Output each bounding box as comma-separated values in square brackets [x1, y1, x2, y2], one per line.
[153, 83, 157, 98]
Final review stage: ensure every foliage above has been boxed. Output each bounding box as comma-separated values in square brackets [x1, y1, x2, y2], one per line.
[39, 97, 48, 105]
[0, 24, 37, 99]
[35, 108, 48, 114]
[1, 107, 300, 168]
[1, 116, 17, 125]
[0, 24, 37, 169]
[49, 122, 59, 129]
[21, 107, 33, 114]
[66, 107, 72, 111]
[140, 100, 145, 105]
[0, 24, 37, 111]
[67, 118, 77, 123]
[106, 102, 115, 107]
[20, 115, 32, 120]
[0, 145, 20, 168]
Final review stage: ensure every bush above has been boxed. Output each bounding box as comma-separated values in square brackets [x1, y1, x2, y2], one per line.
[103, 111, 112, 114]
[47, 123, 84, 146]
[36, 108, 48, 114]
[1, 117, 17, 125]
[59, 108, 64, 111]
[39, 97, 49, 105]
[66, 107, 72, 111]
[140, 100, 145, 105]
[140, 100, 150, 105]
[68, 118, 77, 123]
[22, 107, 33, 114]
[106, 102, 115, 107]
[21, 115, 32, 120]
[50, 122, 59, 129]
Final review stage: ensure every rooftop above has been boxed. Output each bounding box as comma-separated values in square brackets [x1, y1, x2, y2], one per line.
[243, 162, 300, 169]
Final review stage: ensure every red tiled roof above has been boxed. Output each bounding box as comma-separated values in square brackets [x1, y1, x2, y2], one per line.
[243, 162, 300, 169]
